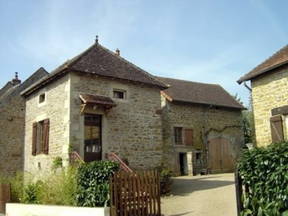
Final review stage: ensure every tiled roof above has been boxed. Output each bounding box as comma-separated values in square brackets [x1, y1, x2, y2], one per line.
[0, 67, 48, 105]
[158, 77, 244, 109]
[238, 45, 288, 84]
[80, 93, 116, 107]
[22, 42, 168, 96]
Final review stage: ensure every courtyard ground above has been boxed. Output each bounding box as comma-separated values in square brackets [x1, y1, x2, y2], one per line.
[161, 173, 237, 216]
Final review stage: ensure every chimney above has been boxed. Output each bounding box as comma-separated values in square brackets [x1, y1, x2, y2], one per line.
[115, 48, 120, 56]
[12, 72, 21, 86]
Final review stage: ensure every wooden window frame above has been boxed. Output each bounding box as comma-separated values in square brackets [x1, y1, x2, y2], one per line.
[174, 127, 183, 145]
[32, 119, 50, 156]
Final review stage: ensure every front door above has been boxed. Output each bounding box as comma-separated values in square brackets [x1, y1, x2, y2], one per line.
[84, 114, 102, 162]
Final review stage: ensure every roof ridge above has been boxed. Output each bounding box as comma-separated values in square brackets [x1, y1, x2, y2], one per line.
[98, 45, 168, 88]
[157, 76, 219, 86]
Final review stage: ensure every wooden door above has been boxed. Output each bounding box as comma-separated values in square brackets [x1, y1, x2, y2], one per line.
[208, 138, 234, 173]
[84, 114, 102, 162]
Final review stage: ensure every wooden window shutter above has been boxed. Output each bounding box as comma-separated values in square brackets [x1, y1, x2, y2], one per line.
[184, 128, 193, 146]
[270, 115, 284, 143]
[32, 122, 37, 156]
[43, 119, 50, 154]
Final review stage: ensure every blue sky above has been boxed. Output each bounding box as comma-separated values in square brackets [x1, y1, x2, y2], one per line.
[1, 0, 288, 105]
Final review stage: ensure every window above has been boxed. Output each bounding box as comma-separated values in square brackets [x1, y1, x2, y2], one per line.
[113, 89, 126, 99]
[174, 127, 183, 145]
[32, 119, 50, 155]
[39, 93, 46, 104]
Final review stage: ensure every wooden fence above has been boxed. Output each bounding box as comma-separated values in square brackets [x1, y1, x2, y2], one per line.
[110, 170, 161, 216]
[0, 183, 11, 214]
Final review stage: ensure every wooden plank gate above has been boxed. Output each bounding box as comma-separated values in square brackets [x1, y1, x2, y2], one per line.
[110, 170, 161, 216]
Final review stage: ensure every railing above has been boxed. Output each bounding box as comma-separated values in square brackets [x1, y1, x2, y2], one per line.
[235, 169, 249, 216]
[69, 151, 84, 164]
[106, 152, 133, 173]
[110, 170, 161, 216]
[0, 183, 11, 214]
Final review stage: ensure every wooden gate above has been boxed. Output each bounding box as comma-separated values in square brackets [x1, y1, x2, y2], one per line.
[208, 137, 235, 173]
[110, 170, 161, 216]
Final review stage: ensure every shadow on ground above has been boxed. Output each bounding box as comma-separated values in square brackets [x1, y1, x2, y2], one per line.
[169, 175, 235, 196]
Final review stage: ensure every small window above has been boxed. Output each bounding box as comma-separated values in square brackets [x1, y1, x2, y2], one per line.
[174, 127, 183, 145]
[39, 93, 46, 103]
[113, 89, 126, 99]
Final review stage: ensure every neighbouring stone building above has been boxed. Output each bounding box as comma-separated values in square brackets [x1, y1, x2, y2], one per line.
[0, 68, 48, 176]
[1, 40, 245, 177]
[158, 77, 244, 175]
[238, 45, 288, 147]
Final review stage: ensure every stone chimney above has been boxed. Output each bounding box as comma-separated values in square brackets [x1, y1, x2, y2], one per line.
[12, 72, 21, 86]
[115, 48, 120, 56]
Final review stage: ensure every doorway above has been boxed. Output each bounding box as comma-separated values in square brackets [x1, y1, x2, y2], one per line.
[208, 137, 234, 173]
[84, 114, 102, 162]
[179, 153, 187, 175]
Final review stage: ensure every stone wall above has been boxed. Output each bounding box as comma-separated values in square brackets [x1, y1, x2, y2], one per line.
[24, 75, 70, 176]
[0, 93, 25, 176]
[69, 72, 163, 170]
[161, 98, 243, 175]
[251, 65, 288, 147]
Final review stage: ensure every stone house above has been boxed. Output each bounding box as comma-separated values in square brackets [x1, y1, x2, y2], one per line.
[158, 77, 244, 175]
[238, 45, 288, 147]
[1, 40, 245, 177]
[0, 68, 48, 176]
[21, 40, 167, 176]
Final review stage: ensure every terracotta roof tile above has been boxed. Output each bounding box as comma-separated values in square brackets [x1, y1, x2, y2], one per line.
[158, 77, 244, 109]
[238, 45, 288, 84]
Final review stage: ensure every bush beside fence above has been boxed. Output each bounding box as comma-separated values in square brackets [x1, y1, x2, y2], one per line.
[237, 142, 288, 216]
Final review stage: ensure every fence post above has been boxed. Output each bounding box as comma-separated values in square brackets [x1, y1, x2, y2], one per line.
[235, 169, 243, 216]
[0, 183, 11, 214]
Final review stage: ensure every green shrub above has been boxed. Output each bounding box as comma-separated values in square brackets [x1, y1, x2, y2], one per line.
[52, 157, 63, 170]
[159, 168, 173, 195]
[22, 182, 41, 204]
[238, 142, 288, 216]
[37, 167, 78, 205]
[75, 161, 119, 207]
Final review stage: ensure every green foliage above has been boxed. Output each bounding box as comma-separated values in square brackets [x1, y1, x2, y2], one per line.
[158, 168, 173, 195]
[37, 167, 78, 205]
[19, 167, 78, 205]
[238, 142, 288, 215]
[75, 161, 119, 207]
[241, 110, 255, 144]
[51, 157, 63, 170]
[22, 182, 42, 204]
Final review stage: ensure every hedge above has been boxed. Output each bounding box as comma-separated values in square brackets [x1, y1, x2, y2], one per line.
[75, 161, 119, 207]
[238, 142, 288, 216]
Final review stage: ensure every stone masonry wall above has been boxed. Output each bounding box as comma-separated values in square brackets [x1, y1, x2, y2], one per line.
[251, 65, 288, 147]
[161, 98, 243, 174]
[24, 75, 70, 176]
[0, 94, 24, 176]
[69, 72, 163, 170]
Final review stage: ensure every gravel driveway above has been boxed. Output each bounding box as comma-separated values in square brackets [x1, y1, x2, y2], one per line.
[162, 173, 237, 216]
